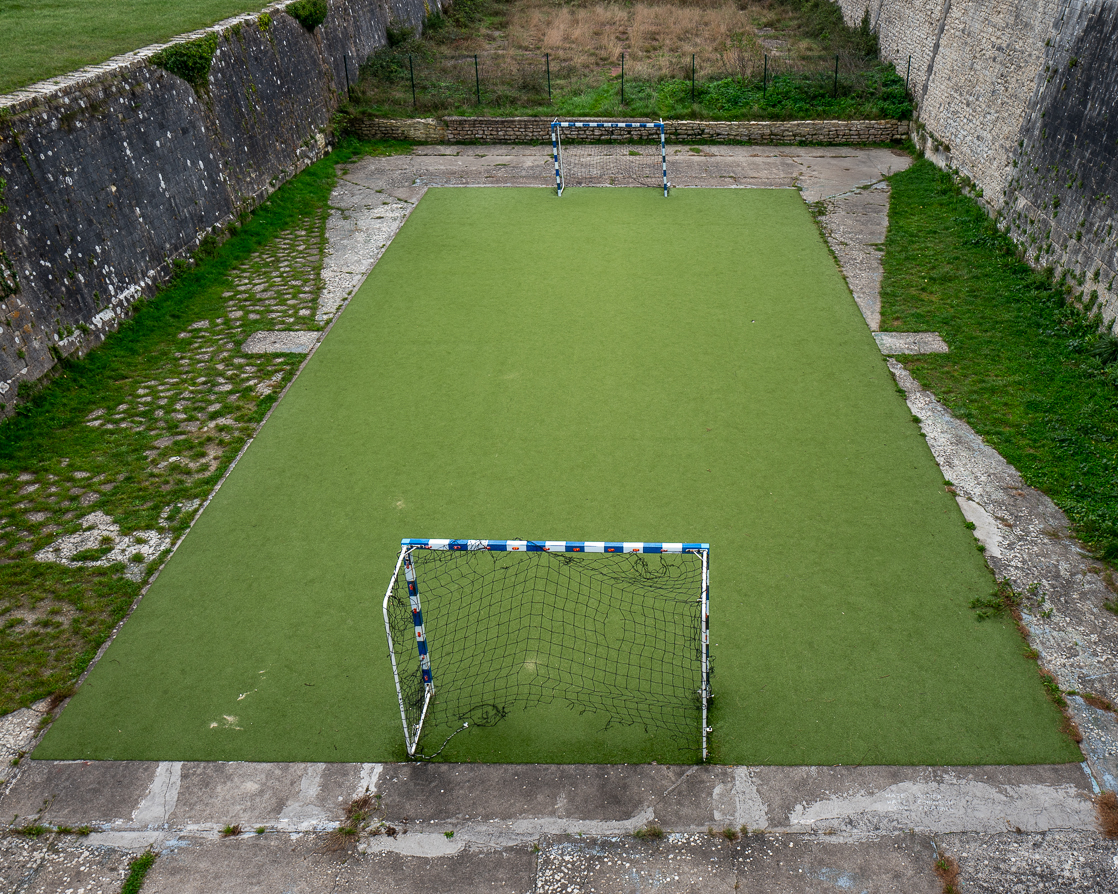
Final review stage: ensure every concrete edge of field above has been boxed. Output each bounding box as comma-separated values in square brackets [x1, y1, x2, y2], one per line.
[2, 146, 1117, 892]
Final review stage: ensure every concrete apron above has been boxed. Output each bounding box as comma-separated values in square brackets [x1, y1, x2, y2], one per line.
[3, 146, 1118, 892]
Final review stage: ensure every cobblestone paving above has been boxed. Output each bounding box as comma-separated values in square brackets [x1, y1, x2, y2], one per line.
[0, 214, 329, 719]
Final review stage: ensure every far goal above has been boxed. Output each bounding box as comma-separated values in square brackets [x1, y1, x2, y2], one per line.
[551, 121, 669, 196]
[382, 539, 710, 761]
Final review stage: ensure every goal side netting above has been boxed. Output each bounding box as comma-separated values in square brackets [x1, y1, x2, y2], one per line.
[382, 539, 710, 761]
[551, 121, 669, 196]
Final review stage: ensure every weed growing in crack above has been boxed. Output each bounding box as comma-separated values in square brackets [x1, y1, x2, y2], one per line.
[933, 853, 960, 893]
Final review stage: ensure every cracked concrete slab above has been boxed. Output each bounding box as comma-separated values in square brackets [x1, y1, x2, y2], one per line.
[536, 831, 940, 894]
[874, 331, 950, 354]
[241, 330, 320, 353]
[941, 830, 1118, 892]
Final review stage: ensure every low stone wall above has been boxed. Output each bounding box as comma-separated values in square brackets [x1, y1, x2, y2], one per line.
[351, 115, 910, 145]
[0, 0, 438, 415]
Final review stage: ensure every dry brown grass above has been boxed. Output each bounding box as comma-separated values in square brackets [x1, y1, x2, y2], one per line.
[933, 854, 960, 893]
[1084, 692, 1116, 713]
[1097, 790, 1118, 839]
[461, 1, 814, 83]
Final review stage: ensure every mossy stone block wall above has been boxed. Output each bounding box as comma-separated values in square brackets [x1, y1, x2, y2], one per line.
[352, 115, 909, 145]
[0, 0, 439, 413]
[836, 0, 1118, 330]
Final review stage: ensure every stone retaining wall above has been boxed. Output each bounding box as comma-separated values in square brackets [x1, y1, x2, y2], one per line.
[0, 0, 438, 414]
[836, 0, 1118, 330]
[352, 115, 909, 145]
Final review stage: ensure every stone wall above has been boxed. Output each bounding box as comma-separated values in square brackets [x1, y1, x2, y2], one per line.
[352, 115, 909, 145]
[0, 0, 439, 413]
[836, 0, 1118, 330]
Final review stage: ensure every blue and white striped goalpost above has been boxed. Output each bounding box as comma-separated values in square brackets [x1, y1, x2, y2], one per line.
[551, 120, 669, 197]
[382, 538, 711, 760]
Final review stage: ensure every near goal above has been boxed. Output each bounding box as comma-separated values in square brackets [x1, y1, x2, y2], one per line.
[382, 539, 710, 761]
[551, 121, 669, 196]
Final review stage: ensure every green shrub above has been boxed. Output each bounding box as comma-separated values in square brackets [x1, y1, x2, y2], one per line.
[148, 33, 219, 94]
[287, 0, 328, 31]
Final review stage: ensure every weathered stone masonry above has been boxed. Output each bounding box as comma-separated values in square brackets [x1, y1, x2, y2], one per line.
[0, 0, 440, 413]
[352, 115, 909, 145]
[836, 0, 1118, 330]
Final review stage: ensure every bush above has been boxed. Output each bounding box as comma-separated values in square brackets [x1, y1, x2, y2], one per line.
[287, 0, 328, 31]
[148, 34, 219, 93]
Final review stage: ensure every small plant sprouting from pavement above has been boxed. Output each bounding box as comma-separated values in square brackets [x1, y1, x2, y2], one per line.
[1097, 790, 1118, 839]
[721, 826, 741, 841]
[633, 823, 665, 840]
[121, 851, 156, 894]
[324, 791, 396, 852]
[220, 824, 242, 838]
[933, 853, 960, 893]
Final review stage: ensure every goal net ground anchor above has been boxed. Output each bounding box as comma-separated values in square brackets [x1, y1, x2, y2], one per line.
[382, 539, 710, 761]
[551, 121, 669, 197]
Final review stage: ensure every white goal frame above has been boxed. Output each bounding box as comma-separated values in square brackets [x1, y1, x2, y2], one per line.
[382, 538, 710, 760]
[551, 121, 669, 197]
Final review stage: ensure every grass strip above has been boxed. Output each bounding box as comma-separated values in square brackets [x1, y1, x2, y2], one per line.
[0, 138, 408, 717]
[0, 1, 271, 95]
[880, 158, 1118, 564]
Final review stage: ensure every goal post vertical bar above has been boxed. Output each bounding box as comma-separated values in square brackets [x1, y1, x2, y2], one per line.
[699, 546, 710, 760]
[659, 119, 668, 197]
[551, 121, 564, 196]
[382, 544, 435, 756]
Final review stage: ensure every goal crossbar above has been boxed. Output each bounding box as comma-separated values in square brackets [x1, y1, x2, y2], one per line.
[382, 538, 711, 760]
[551, 121, 669, 197]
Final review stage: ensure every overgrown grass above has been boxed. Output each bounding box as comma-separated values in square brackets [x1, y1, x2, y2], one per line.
[352, 0, 910, 121]
[881, 158, 1118, 562]
[0, 1, 271, 95]
[0, 138, 411, 717]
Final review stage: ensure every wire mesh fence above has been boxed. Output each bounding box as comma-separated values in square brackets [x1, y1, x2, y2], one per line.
[353, 46, 912, 121]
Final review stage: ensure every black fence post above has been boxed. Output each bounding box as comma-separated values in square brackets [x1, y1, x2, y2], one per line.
[409, 54, 416, 108]
[833, 54, 839, 98]
[691, 54, 696, 103]
[621, 52, 625, 105]
[763, 54, 768, 100]
[905, 55, 911, 94]
[475, 54, 481, 106]
[546, 53, 552, 102]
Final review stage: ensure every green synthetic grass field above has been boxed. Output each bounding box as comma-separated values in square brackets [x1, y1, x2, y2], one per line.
[0, 1, 267, 95]
[36, 187, 1079, 765]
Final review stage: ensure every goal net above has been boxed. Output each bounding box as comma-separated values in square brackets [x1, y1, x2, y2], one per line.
[551, 121, 669, 196]
[382, 539, 710, 761]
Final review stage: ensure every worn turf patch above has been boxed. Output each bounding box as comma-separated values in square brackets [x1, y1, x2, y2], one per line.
[37, 187, 1079, 765]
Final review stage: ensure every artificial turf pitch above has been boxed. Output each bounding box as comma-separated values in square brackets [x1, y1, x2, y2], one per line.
[36, 187, 1079, 766]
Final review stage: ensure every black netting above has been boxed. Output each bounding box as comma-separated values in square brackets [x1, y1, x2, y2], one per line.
[384, 546, 706, 759]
